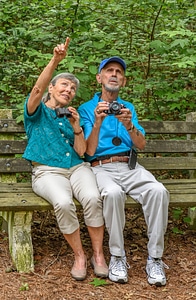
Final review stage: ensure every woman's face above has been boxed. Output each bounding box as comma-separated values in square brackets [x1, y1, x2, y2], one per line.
[49, 78, 77, 107]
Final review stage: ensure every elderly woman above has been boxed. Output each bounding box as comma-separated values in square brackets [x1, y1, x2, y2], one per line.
[23, 37, 108, 281]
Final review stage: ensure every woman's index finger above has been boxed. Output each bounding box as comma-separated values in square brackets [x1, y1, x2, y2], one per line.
[65, 37, 71, 49]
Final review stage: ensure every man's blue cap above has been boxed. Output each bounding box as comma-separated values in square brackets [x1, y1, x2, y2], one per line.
[98, 56, 126, 73]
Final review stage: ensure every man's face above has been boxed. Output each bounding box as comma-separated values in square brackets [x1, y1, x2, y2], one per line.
[49, 78, 77, 107]
[96, 62, 126, 92]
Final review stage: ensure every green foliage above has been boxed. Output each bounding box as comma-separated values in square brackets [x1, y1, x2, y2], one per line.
[172, 208, 191, 224]
[172, 208, 183, 220]
[172, 227, 184, 235]
[0, 0, 195, 121]
[90, 278, 110, 287]
[172, 208, 191, 234]
[19, 282, 29, 291]
[190, 207, 196, 212]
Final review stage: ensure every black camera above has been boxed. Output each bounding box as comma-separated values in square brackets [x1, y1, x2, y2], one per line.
[55, 107, 72, 118]
[104, 101, 125, 115]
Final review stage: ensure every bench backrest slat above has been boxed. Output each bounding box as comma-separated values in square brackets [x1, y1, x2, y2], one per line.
[0, 140, 27, 153]
[0, 120, 25, 133]
[1, 120, 196, 134]
[1, 139, 196, 154]
[140, 121, 196, 134]
[0, 157, 196, 172]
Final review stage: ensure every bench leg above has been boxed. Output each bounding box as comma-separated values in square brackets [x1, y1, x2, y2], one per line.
[0, 211, 34, 273]
[188, 207, 196, 229]
[0, 216, 8, 232]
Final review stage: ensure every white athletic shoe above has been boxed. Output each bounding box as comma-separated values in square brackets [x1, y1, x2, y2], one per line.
[109, 256, 130, 283]
[146, 257, 169, 286]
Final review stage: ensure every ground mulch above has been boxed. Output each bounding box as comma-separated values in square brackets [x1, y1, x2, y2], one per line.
[0, 207, 196, 300]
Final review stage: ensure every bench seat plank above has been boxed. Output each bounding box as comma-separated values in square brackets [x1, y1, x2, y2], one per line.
[0, 193, 196, 211]
[0, 180, 196, 194]
[0, 188, 196, 211]
[0, 195, 52, 211]
[1, 179, 196, 188]
[1, 180, 195, 190]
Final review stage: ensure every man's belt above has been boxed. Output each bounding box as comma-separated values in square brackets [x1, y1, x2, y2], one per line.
[91, 154, 129, 167]
[90, 151, 130, 163]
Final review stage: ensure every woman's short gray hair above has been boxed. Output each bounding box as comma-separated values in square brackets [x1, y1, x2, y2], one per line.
[42, 72, 80, 103]
[51, 73, 80, 89]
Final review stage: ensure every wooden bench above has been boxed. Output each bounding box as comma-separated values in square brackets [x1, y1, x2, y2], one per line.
[0, 108, 196, 273]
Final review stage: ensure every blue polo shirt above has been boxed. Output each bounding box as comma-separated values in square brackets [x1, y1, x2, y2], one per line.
[23, 99, 84, 168]
[78, 92, 145, 162]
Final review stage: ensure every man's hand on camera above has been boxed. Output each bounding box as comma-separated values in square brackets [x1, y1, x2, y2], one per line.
[116, 108, 132, 129]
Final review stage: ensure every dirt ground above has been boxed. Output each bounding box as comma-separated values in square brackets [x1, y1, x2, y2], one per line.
[0, 207, 196, 300]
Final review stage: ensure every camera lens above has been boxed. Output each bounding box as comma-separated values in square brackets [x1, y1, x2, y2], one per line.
[111, 103, 119, 111]
[110, 102, 121, 114]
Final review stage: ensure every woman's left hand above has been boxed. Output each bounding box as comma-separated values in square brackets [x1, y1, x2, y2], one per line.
[67, 106, 81, 129]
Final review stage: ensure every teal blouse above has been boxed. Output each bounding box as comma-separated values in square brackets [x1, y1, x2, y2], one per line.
[23, 99, 84, 168]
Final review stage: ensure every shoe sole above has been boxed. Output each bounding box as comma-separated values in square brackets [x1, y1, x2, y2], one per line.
[146, 267, 166, 286]
[94, 272, 108, 278]
[109, 274, 128, 284]
[90, 257, 108, 278]
[71, 275, 86, 281]
[147, 277, 166, 286]
[148, 281, 166, 286]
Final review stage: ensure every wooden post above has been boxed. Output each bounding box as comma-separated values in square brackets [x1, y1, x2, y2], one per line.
[186, 112, 196, 229]
[0, 109, 15, 232]
[186, 112, 196, 178]
[0, 109, 16, 183]
[0, 109, 34, 272]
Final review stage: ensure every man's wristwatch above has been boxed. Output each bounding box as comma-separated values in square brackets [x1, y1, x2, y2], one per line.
[127, 123, 135, 132]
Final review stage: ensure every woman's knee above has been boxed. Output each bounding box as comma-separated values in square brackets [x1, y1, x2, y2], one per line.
[54, 198, 76, 216]
[54, 199, 79, 233]
[82, 195, 102, 212]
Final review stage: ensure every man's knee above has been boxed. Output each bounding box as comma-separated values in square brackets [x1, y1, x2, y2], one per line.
[150, 184, 169, 206]
[103, 185, 124, 198]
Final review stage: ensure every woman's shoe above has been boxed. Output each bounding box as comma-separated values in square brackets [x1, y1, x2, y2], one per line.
[91, 256, 109, 278]
[71, 259, 87, 281]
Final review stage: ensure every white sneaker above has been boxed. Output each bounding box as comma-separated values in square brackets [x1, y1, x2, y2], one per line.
[109, 256, 130, 283]
[146, 257, 169, 286]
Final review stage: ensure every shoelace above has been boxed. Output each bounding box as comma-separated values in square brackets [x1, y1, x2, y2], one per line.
[150, 259, 169, 276]
[111, 257, 130, 272]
